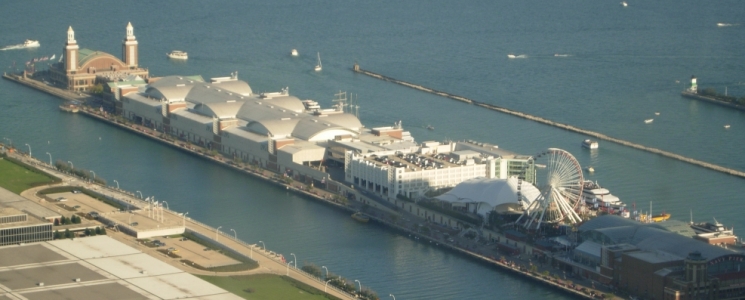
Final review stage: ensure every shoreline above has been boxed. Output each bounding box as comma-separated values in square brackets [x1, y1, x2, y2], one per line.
[3, 72, 610, 299]
[351, 66, 745, 179]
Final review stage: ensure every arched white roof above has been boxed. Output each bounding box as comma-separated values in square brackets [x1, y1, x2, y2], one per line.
[211, 80, 252, 96]
[193, 101, 244, 119]
[436, 177, 540, 216]
[262, 95, 305, 113]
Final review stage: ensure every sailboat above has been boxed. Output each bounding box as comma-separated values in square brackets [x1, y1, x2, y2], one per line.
[50, 54, 56, 60]
[314, 52, 322, 72]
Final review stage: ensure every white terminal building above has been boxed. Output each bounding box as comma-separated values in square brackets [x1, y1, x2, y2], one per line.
[117, 73, 535, 199]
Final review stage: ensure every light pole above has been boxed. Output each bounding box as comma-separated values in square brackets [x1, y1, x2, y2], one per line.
[90, 170, 96, 180]
[290, 253, 297, 268]
[215, 226, 222, 241]
[249, 243, 253, 259]
[136, 191, 142, 199]
[354, 280, 361, 294]
[286, 261, 294, 276]
[322, 266, 328, 279]
[25, 143, 31, 156]
[389, 294, 396, 300]
[46, 152, 52, 165]
[230, 229, 236, 240]
[162, 200, 169, 210]
[113, 180, 119, 189]
[182, 212, 188, 226]
[259, 240, 265, 251]
[325, 280, 332, 292]
[68, 161, 73, 170]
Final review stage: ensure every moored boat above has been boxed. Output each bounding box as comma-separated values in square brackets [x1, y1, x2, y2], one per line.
[582, 180, 624, 210]
[59, 103, 79, 113]
[167, 50, 188, 60]
[644, 119, 654, 124]
[352, 212, 370, 223]
[651, 213, 670, 222]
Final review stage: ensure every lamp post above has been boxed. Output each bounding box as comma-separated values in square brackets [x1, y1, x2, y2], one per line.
[113, 180, 119, 189]
[286, 261, 293, 276]
[162, 200, 169, 210]
[290, 253, 297, 268]
[68, 161, 73, 170]
[230, 229, 237, 240]
[182, 212, 188, 226]
[46, 152, 52, 165]
[136, 191, 142, 199]
[90, 170, 96, 180]
[389, 294, 396, 300]
[215, 226, 222, 241]
[324, 280, 332, 292]
[249, 243, 253, 259]
[25, 143, 31, 157]
[354, 280, 361, 294]
[322, 266, 328, 279]
[259, 240, 265, 251]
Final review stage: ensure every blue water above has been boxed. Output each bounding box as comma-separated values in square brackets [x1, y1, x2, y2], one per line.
[2, 0, 745, 299]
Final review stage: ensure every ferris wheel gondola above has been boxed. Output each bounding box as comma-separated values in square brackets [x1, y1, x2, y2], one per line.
[517, 148, 585, 230]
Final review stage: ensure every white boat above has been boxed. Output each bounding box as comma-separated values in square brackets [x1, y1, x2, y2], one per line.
[582, 180, 624, 209]
[50, 54, 56, 60]
[654, 112, 660, 116]
[0, 39, 40, 51]
[167, 50, 188, 60]
[507, 54, 516, 59]
[582, 139, 599, 149]
[717, 23, 734, 27]
[314, 52, 322, 72]
[508, 54, 527, 59]
[586, 166, 595, 173]
[426, 125, 434, 130]
[644, 119, 654, 124]
[554, 54, 570, 57]
[621, 1, 628, 7]
[724, 124, 731, 129]
[291, 49, 298, 56]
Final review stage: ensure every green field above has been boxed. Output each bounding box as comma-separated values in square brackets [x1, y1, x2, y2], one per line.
[0, 158, 56, 194]
[197, 274, 339, 300]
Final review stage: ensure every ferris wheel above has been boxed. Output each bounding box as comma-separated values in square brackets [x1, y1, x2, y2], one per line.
[518, 148, 584, 230]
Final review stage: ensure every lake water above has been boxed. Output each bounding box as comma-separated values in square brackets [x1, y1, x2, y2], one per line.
[1, 0, 744, 298]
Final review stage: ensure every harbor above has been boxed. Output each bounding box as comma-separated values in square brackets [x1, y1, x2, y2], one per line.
[352, 65, 745, 179]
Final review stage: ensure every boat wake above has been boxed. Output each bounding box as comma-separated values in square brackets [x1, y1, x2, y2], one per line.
[507, 54, 528, 59]
[554, 54, 571, 57]
[717, 23, 738, 27]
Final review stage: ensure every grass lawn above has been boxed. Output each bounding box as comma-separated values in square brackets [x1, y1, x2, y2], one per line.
[0, 158, 55, 194]
[197, 274, 338, 300]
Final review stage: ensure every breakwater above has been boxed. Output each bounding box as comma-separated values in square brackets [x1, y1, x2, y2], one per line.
[352, 66, 745, 179]
[681, 90, 745, 112]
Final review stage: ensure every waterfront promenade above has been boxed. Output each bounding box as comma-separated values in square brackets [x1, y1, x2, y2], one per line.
[3, 72, 615, 299]
[352, 66, 745, 179]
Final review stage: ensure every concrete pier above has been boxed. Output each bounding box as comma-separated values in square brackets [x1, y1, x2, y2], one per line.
[352, 66, 745, 179]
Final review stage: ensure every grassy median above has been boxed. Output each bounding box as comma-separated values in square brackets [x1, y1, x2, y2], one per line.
[0, 157, 57, 194]
[197, 274, 341, 300]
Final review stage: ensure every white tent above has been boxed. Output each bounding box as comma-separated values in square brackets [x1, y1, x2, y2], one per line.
[436, 177, 540, 218]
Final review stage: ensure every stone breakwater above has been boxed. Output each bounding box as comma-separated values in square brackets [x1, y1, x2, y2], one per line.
[352, 67, 745, 179]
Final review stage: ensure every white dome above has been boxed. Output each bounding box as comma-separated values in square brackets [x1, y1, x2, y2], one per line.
[436, 177, 540, 217]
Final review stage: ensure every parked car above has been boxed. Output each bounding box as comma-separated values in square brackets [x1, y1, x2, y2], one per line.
[56, 197, 67, 202]
[72, 190, 81, 194]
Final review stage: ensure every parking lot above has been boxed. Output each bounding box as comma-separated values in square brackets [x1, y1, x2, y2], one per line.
[47, 191, 119, 217]
[146, 236, 241, 268]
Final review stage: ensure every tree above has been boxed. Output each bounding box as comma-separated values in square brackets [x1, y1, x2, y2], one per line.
[95, 227, 102, 235]
[91, 83, 104, 94]
[301, 263, 322, 278]
[53, 230, 61, 239]
[54, 218, 60, 226]
[84, 228, 91, 236]
[100, 227, 106, 235]
[64, 228, 72, 239]
[60, 216, 69, 225]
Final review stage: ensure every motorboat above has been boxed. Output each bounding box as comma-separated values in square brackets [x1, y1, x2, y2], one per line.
[586, 166, 595, 173]
[582, 180, 624, 209]
[426, 125, 434, 130]
[644, 119, 654, 124]
[554, 54, 570, 57]
[352, 212, 369, 223]
[0, 39, 40, 51]
[621, 1, 628, 7]
[507, 54, 516, 59]
[717, 23, 734, 27]
[582, 139, 599, 149]
[724, 124, 731, 129]
[315, 52, 322, 72]
[651, 213, 670, 222]
[654, 112, 660, 116]
[167, 50, 188, 60]
[291, 49, 298, 56]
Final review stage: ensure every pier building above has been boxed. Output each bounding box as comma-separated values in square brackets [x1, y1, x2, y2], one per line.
[434, 176, 541, 218]
[0, 187, 57, 246]
[48, 23, 149, 91]
[557, 215, 745, 300]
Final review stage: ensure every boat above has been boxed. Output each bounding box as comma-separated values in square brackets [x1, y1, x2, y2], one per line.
[651, 213, 670, 222]
[582, 180, 624, 210]
[582, 139, 599, 149]
[167, 50, 188, 60]
[724, 124, 731, 129]
[59, 103, 79, 113]
[291, 49, 298, 56]
[50, 54, 56, 60]
[426, 125, 434, 130]
[717, 23, 734, 27]
[554, 54, 570, 57]
[654, 112, 660, 116]
[690, 218, 731, 234]
[534, 163, 547, 169]
[586, 166, 595, 173]
[0, 39, 40, 51]
[352, 212, 369, 223]
[507, 54, 516, 59]
[314, 52, 322, 72]
[621, 1, 628, 7]
[644, 119, 654, 124]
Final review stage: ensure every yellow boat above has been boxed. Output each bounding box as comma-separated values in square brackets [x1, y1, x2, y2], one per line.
[352, 212, 370, 223]
[651, 213, 670, 222]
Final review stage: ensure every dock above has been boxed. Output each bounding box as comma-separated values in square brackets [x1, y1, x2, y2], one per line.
[352, 65, 745, 179]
